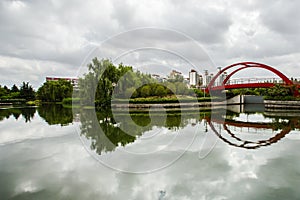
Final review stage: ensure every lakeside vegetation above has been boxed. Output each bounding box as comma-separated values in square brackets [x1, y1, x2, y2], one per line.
[75, 57, 300, 105]
[1, 57, 300, 106]
[75, 58, 209, 108]
[36, 79, 73, 102]
[2, 104, 299, 155]
[112, 96, 213, 104]
[0, 82, 35, 102]
[0, 79, 73, 105]
[226, 84, 300, 101]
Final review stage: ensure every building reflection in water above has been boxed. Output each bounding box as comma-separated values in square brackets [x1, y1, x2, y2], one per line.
[206, 105, 300, 149]
[77, 105, 300, 154]
[1, 104, 299, 154]
[3, 104, 294, 154]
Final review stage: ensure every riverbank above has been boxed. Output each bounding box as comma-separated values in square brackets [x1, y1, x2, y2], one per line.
[19, 96, 300, 110]
[264, 100, 300, 109]
[111, 101, 213, 109]
[111, 97, 300, 110]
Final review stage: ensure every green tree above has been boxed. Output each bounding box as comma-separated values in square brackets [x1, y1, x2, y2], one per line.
[37, 80, 73, 102]
[125, 87, 138, 98]
[19, 82, 35, 100]
[175, 82, 188, 95]
[11, 84, 19, 93]
[0, 85, 8, 98]
[79, 58, 157, 105]
[155, 85, 167, 97]
[265, 84, 293, 100]
[3, 86, 10, 93]
[79, 58, 119, 106]
[168, 74, 184, 83]
[164, 82, 176, 94]
[140, 85, 151, 97]
[193, 89, 205, 97]
[8, 84, 20, 99]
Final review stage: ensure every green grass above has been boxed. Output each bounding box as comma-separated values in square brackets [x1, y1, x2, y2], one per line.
[264, 96, 300, 101]
[26, 100, 41, 106]
[112, 95, 213, 104]
[62, 98, 81, 105]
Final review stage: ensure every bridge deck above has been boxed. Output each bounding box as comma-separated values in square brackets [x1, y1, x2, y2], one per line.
[210, 83, 276, 91]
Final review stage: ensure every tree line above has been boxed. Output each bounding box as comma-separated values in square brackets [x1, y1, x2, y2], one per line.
[1, 58, 299, 103]
[76, 58, 201, 107]
[0, 82, 35, 101]
[225, 84, 298, 100]
[0, 80, 73, 103]
[36, 79, 73, 102]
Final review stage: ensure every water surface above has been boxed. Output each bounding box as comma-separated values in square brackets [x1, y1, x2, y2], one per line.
[1, 105, 300, 199]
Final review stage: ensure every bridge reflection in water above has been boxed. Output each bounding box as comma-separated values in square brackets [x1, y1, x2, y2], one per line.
[206, 105, 300, 149]
[76, 104, 300, 156]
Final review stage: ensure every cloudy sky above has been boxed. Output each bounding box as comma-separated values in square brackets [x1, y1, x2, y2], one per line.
[1, 0, 300, 89]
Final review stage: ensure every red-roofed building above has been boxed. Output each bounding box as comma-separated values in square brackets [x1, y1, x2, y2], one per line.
[46, 77, 79, 89]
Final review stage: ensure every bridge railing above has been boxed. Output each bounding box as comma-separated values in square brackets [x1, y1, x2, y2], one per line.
[225, 78, 283, 85]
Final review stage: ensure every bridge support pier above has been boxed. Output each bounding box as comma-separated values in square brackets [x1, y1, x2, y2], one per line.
[226, 95, 264, 105]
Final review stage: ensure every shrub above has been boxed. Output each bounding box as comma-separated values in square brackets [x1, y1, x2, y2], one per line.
[62, 98, 81, 105]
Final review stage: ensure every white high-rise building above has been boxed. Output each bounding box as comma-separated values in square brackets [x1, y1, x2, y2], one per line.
[203, 70, 209, 87]
[189, 69, 198, 87]
[216, 67, 228, 86]
[198, 75, 203, 86]
[216, 67, 222, 86]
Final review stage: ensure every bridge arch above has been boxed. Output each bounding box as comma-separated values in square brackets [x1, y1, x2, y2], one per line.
[207, 62, 293, 90]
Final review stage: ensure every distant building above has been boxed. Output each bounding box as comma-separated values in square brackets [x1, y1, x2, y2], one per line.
[203, 70, 209, 87]
[212, 67, 228, 86]
[183, 77, 189, 85]
[220, 71, 228, 85]
[209, 73, 214, 85]
[151, 74, 165, 83]
[216, 67, 226, 86]
[46, 77, 79, 89]
[198, 75, 203, 86]
[189, 69, 198, 87]
[169, 70, 183, 80]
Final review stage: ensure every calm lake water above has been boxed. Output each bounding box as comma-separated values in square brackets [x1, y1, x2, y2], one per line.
[1, 104, 300, 200]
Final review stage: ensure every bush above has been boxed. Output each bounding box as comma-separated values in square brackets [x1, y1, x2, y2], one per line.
[62, 98, 81, 105]
[111, 95, 214, 105]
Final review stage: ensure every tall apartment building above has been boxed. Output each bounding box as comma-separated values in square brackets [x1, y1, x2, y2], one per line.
[189, 69, 198, 87]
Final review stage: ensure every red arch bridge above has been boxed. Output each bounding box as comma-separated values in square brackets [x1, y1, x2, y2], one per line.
[205, 62, 300, 96]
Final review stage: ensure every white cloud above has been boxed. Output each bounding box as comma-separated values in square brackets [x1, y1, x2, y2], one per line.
[0, 0, 299, 88]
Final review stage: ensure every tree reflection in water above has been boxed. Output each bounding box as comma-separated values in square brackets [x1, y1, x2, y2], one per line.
[78, 108, 205, 155]
[37, 104, 73, 126]
[2, 105, 298, 153]
[0, 107, 36, 122]
[0, 104, 74, 125]
[79, 108, 138, 155]
[79, 107, 300, 154]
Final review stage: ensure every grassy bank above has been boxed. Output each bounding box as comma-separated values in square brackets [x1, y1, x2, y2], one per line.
[0, 99, 27, 104]
[264, 96, 300, 101]
[60, 96, 213, 106]
[112, 96, 213, 104]
[62, 97, 81, 105]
